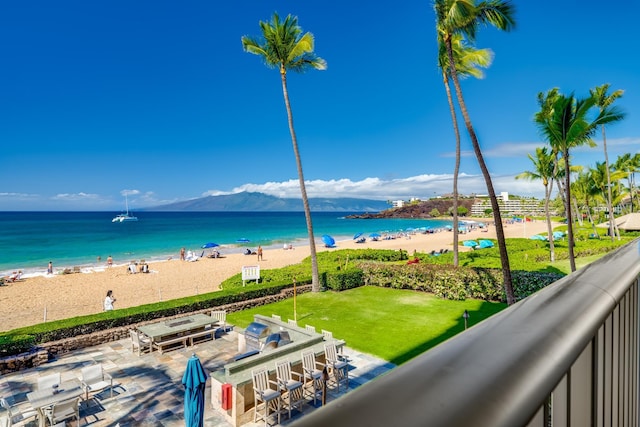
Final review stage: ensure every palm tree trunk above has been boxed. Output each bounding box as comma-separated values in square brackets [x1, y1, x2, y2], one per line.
[563, 150, 577, 272]
[543, 182, 555, 262]
[572, 196, 583, 227]
[280, 69, 320, 291]
[601, 125, 617, 241]
[443, 74, 460, 267]
[445, 36, 514, 305]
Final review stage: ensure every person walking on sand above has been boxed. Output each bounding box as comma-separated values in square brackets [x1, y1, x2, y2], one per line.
[104, 290, 116, 311]
[257, 245, 263, 261]
[47, 261, 53, 275]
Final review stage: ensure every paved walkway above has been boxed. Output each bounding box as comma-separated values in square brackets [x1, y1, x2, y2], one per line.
[0, 329, 395, 426]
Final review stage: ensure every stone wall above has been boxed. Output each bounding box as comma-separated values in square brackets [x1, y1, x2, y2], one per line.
[0, 285, 311, 375]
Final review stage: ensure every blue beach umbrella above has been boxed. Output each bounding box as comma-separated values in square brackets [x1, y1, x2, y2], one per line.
[201, 242, 219, 249]
[552, 231, 565, 239]
[369, 232, 381, 239]
[530, 234, 547, 241]
[478, 240, 494, 249]
[322, 234, 336, 247]
[463, 240, 478, 248]
[353, 232, 363, 240]
[182, 354, 208, 427]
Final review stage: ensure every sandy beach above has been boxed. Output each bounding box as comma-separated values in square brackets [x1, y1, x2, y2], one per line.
[0, 219, 552, 331]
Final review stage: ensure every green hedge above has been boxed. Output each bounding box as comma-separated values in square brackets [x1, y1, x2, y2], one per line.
[360, 262, 563, 302]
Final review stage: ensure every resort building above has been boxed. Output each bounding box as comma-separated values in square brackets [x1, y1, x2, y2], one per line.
[470, 192, 548, 217]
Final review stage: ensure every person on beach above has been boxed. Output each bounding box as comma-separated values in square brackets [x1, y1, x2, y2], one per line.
[47, 261, 53, 275]
[107, 255, 113, 268]
[104, 290, 116, 311]
[257, 246, 263, 261]
[180, 247, 185, 261]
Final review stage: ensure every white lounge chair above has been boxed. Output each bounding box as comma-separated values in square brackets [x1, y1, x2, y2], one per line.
[45, 397, 80, 426]
[80, 364, 113, 401]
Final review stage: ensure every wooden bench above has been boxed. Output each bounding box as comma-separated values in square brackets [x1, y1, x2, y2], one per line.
[188, 328, 216, 346]
[153, 335, 189, 354]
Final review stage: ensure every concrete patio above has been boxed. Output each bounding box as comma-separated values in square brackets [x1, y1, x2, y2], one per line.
[0, 327, 395, 426]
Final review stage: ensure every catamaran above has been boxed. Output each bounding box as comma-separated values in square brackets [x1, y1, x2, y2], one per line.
[112, 195, 138, 222]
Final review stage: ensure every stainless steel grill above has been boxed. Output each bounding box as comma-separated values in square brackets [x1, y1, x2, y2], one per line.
[244, 322, 269, 351]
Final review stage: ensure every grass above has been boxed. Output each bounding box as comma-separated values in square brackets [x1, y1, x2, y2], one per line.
[227, 285, 506, 365]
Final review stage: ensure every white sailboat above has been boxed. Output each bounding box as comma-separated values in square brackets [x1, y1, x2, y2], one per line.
[112, 194, 138, 222]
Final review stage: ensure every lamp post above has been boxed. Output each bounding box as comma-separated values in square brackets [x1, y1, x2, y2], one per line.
[462, 310, 469, 330]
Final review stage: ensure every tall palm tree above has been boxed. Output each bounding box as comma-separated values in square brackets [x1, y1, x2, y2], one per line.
[434, 0, 517, 304]
[516, 147, 557, 261]
[242, 13, 327, 292]
[590, 84, 625, 241]
[438, 33, 493, 267]
[614, 153, 640, 212]
[588, 162, 627, 237]
[534, 90, 624, 272]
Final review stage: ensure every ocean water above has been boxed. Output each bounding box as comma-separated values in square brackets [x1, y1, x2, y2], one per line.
[0, 211, 454, 276]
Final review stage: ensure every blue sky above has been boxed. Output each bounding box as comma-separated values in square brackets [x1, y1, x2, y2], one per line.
[1, 1, 639, 211]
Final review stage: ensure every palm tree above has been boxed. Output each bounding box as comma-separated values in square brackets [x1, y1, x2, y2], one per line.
[590, 84, 625, 241]
[437, 33, 493, 267]
[534, 90, 624, 272]
[516, 147, 556, 261]
[613, 153, 640, 213]
[588, 162, 627, 237]
[434, 0, 517, 304]
[242, 13, 327, 291]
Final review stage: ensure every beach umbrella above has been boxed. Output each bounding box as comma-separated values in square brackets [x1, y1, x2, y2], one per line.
[353, 232, 363, 240]
[182, 354, 207, 427]
[478, 240, 494, 249]
[552, 231, 565, 239]
[530, 234, 547, 241]
[463, 240, 478, 248]
[369, 232, 381, 239]
[322, 234, 335, 247]
[201, 242, 219, 249]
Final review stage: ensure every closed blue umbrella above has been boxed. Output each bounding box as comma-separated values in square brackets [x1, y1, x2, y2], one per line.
[182, 354, 207, 427]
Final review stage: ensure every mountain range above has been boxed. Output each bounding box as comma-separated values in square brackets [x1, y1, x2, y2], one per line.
[146, 192, 390, 212]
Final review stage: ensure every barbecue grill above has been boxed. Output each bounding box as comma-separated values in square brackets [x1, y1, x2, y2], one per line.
[244, 322, 270, 351]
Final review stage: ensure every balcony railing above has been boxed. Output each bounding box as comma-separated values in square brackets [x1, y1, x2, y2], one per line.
[293, 239, 640, 427]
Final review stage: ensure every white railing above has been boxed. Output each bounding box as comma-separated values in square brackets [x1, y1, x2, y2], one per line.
[294, 239, 640, 427]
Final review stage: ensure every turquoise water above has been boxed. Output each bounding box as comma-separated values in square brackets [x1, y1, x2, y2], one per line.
[0, 211, 453, 276]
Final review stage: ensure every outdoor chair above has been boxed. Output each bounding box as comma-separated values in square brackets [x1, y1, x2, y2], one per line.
[271, 314, 281, 322]
[251, 367, 282, 426]
[45, 397, 80, 426]
[275, 360, 305, 419]
[80, 364, 113, 401]
[130, 330, 152, 356]
[0, 397, 38, 427]
[301, 350, 325, 406]
[321, 330, 333, 340]
[37, 372, 61, 391]
[210, 310, 227, 333]
[324, 342, 349, 393]
[305, 325, 316, 334]
[287, 319, 297, 327]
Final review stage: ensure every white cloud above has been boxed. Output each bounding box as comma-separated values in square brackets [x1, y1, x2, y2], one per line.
[51, 192, 101, 201]
[442, 142, 544, 158]
[203, 173, 547, 201]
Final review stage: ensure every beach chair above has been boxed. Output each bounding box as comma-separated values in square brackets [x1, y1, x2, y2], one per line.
[275, 360, 305, 419]
[37, 372, 61, 391]
[210, 310, 227, 333]
[0, 397, 38, 426]
[305, 325, 316, 334]
[45, 397, 80, 426]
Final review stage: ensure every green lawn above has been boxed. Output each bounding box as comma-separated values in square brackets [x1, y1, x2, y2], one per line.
[226, 286, 506, 365]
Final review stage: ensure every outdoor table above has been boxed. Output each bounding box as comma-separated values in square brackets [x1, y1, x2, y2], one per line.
[137, 313, 217, 352]
[27, 379, 83, 427]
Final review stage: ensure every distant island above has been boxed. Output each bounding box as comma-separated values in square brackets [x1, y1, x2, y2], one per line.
[146, 191, 390, 212]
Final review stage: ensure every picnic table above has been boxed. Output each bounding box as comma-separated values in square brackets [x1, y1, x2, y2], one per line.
[27, 379, 83, 427]
[138, 313, 218, 353]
